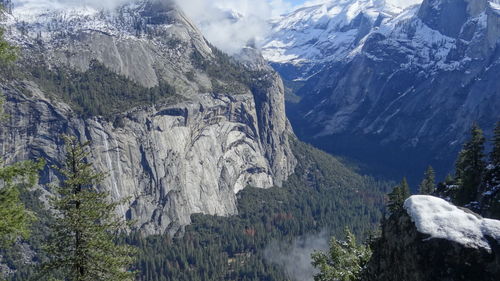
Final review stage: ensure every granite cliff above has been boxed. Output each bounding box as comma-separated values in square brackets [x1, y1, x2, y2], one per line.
[0, 0, 296, 235]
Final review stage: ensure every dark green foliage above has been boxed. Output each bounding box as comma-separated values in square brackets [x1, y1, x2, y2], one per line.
[482, 122, 500, 218]
[311, 229, 372, 281]
[430, 122, 500, 218]
[0, 188, 55, 281]
[41, 136, 136, 281]
[401, 178, 410, 200]
[454, 124, 486, 205]
[0, 28, 17, 64]
[27, 60, 177, 118]
[0, 159, 44, 247]
[0, 5, 17, 71]
[419, 166, 436, 195]
[127, 138, 389, 281]
[489, 122, 500, 178]
[387, 178, 411, 214]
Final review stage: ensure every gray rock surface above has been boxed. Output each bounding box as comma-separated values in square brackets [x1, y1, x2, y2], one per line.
[0, 0, 296, 235]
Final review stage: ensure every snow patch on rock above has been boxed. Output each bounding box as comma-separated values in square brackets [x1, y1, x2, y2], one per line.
[404, 195, 500, 252]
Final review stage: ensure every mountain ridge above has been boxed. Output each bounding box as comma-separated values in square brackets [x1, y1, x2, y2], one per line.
[265, 0, 500, 183]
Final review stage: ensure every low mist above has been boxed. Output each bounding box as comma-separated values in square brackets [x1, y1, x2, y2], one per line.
[264, 231, 330, 281]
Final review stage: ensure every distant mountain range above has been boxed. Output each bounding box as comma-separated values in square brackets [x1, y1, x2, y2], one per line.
[264, 0, 500, 184]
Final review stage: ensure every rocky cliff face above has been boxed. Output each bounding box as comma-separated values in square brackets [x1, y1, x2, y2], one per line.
[265, 0, 500, 182]
[365, 196, 500, 281]
[0, 0, 296, 235]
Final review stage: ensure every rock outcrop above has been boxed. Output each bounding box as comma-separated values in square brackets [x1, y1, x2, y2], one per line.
[365, 196, 500, 281]
[0, 0, 296, 235]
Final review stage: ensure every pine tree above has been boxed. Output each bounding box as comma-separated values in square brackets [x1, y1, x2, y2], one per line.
[400, 177, 411, 200]
[480, 122, 500, 218]
[489, 121, 500, 180]
[0, 6, 17, 64]
[312, 229, 371, 281]
[387, 185, 402, 214]
[42, 135, 136, 281]
[419, 166, 436, 195]
[0, 159, 44, 247]
[454, 123, 487, 205]
[445, 174, 454, 185]
[387, 178, 411, 214]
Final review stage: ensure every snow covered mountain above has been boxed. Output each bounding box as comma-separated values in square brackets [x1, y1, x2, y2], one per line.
[264, 0, 500, 182]
[262, 0, 413, 80]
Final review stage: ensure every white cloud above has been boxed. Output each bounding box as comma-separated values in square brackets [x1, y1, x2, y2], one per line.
[385, 0, 422, 8]
[175, 0, 294, 54]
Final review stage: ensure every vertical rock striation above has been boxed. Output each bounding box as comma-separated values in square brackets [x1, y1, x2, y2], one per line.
[0, 0, 296, 235]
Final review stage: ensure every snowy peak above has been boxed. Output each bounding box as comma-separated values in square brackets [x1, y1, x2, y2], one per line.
[262, 0, 403, 79]
[263, 0, 500, 80]
[2, 0, 211, 58]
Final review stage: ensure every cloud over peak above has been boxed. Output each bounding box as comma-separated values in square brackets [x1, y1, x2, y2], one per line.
[175, 0, 293, 55]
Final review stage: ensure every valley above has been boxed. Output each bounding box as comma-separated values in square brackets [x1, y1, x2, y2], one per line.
[0, 0, 499, 281]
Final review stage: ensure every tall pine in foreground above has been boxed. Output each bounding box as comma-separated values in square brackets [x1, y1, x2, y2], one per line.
[419, 166, 435, 195]
[454, 123, 486, 205]
[42, 136, 136, 281]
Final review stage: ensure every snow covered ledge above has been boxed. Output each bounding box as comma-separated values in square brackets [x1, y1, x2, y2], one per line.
[404, 195, 500, 252]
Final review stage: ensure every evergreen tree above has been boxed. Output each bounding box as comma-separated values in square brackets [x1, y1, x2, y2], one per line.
[387, 178, 411, 214]
[489, 121, 500, 181]
[400, 177, 411, 200]
[481, 122, 500, 218]
[454, 123, 486, 205]
[42, 135, 136, 281]
[0, 159, 43, 247]
[0, 6, 17, 64]
[312, 229, 372, 281]
[419, 166, 436, 195]
[445, 174, 454, 185]
[387, 185, 402, 214]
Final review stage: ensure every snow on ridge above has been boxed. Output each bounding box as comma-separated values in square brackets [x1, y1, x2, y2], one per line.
[262, 0, 399, 68]
[404, 195, 500, 252]
[2, 1, 150, 47]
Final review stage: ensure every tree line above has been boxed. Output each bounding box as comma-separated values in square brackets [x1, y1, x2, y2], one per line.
[310, 121, 500, 281]
[0, 135, 137, 281]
